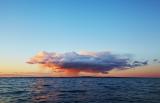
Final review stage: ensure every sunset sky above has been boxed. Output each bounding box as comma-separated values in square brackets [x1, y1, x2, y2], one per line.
[0, 0, 160, 77]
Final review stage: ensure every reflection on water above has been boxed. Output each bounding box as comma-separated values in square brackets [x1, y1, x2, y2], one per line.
[0, 77, 160, 103]
[31, 78, 58, 102]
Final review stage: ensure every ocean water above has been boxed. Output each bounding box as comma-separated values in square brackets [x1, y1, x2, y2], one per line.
[0, 77, 160, 103]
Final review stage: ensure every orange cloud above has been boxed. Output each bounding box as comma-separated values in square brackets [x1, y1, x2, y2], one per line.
[27, 51, 148, 76]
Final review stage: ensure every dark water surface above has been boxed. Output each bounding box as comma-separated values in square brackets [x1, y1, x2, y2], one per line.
[0, 77, 160, 103]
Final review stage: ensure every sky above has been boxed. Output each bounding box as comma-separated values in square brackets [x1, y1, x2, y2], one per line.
[0, 0, 160, 77]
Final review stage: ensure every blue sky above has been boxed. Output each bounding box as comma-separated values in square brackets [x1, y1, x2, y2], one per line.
[0, 0, 160, 61]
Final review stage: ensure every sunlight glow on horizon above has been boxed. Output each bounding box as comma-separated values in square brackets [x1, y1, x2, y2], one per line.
[0, 64, 160, 77]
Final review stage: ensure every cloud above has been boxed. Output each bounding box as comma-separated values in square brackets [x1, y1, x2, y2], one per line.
[153, 59, 158, 62]
[132, 60, 148, 66]
[27, 51, 148, 75]
[153, 59, 160, 63]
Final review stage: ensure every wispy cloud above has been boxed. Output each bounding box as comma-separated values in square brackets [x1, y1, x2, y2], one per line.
[153, 59, 160, 63]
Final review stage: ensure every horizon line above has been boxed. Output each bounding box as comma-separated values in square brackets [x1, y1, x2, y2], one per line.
[0, 76, 160, 78]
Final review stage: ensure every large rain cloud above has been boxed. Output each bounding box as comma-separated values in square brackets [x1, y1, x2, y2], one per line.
[27, 51, 148, 75]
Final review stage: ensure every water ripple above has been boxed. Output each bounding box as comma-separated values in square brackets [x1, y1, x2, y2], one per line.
[0, 78, 160, 103]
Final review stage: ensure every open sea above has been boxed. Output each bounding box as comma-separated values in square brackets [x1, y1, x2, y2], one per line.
[0, 77, 160, 103]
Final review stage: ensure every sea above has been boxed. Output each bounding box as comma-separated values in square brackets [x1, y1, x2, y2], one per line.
[0, 77, 160, 103]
